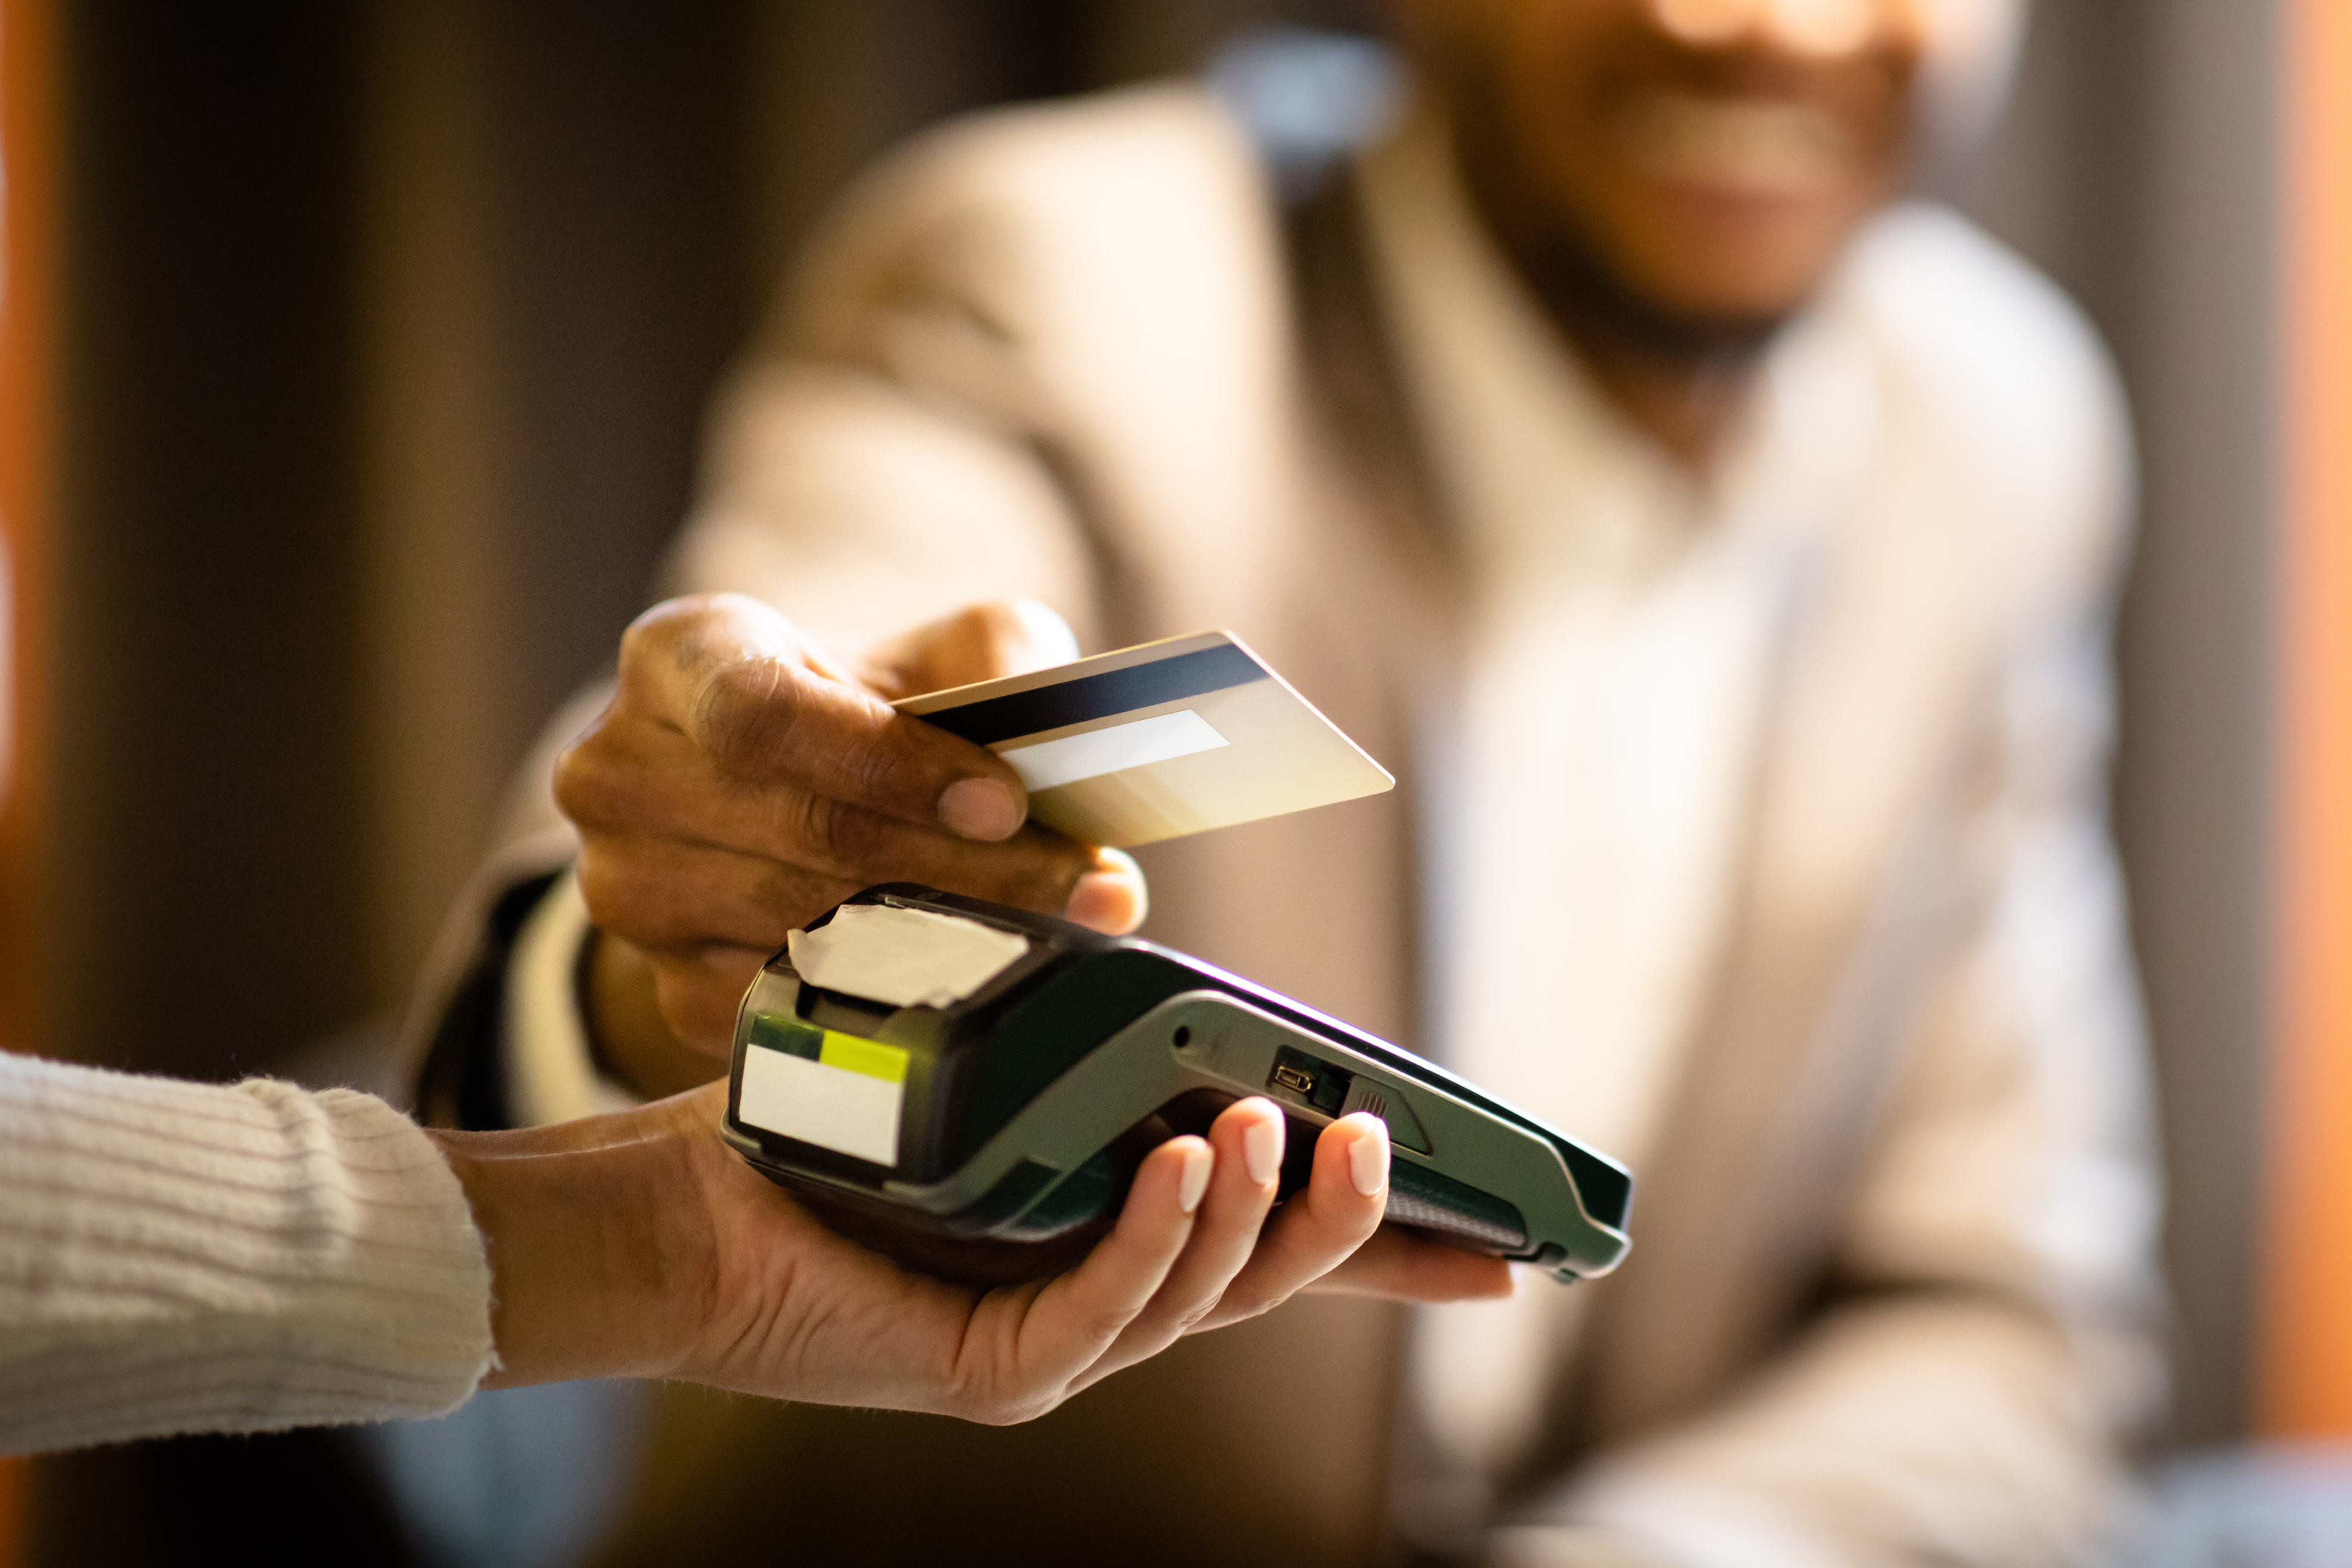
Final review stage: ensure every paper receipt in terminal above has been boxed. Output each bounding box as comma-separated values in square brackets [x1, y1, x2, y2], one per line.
[894, 630, 1394, 849]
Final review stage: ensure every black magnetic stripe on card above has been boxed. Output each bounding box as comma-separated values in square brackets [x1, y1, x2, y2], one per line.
[915, 643, 1266, 746]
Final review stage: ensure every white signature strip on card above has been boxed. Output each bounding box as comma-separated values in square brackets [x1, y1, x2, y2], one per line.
[993, 709, 1230, 792]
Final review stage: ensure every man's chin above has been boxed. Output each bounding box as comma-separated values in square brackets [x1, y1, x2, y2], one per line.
[1620, 197, 1863, 327]
[1541, 231, 1796, 366]
[1463, 136, 1813, 364]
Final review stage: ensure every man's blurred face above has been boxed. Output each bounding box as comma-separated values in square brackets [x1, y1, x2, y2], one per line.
[1406, 0, 1984, 341]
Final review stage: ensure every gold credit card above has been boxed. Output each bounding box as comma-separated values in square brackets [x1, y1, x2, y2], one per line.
[894, 630, 1395, 848]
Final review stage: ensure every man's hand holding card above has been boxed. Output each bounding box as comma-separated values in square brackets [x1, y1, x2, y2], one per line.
[562, 590, 1395, 1091]
[559, 592, 1505, 1318]
[559, 593, 1149, 1089]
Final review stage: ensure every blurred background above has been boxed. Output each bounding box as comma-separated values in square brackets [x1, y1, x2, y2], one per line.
[0, 0, 2344, 1563]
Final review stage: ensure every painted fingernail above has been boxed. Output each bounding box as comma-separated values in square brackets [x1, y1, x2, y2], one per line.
[1177, 1144, 1213, 1214]
[938, 777, 1023, 841]
[1242, 1115, 1282, 1186]
[1348, 1125, 1388, 1197]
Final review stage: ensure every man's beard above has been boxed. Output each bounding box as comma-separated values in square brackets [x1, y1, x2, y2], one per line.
[1447, 86, 1790, 375]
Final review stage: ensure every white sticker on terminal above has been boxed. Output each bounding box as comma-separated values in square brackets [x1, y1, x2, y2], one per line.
[787, 902, 1031, 1009]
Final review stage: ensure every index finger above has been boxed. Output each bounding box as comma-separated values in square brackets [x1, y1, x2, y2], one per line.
[621, 594, 1034, 842]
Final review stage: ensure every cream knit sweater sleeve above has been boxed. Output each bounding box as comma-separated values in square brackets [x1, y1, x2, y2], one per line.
[0, 1051, 496, 1455]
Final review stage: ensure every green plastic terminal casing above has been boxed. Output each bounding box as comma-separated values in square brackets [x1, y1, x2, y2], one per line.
[721, 885, 1632, 1283]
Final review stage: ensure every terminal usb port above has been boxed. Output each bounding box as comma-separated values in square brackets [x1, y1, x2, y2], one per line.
[1268, 1047, 1351, 1115]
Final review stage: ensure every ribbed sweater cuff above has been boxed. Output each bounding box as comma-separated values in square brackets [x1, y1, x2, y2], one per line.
[0, 1052, 495, 1454]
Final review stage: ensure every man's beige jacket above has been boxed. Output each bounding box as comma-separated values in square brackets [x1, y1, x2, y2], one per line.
[416, 84, 2163, 1568]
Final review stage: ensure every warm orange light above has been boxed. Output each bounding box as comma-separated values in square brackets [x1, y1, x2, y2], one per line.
[0, 0, 52, 1067]
[0, 0, 53, 1543]
[2257, 0, 2352, 1437]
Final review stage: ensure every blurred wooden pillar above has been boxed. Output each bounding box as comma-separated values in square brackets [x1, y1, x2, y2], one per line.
[0, 0, 51, 1044]
[357, 0, 522, 1016]
[0, 0, 56, 1551]
[359, 0, 755, 1015]
[2256, 0, 2352, 1438]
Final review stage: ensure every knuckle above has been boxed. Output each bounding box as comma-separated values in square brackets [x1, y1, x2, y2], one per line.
[614, 605, 671, 674]
[618, 595, 719, 683]
[1208, 1291, 1275, 1328]
[1082, 1304, 1137, 1349]
[973, 1390, 1055, 1427]
[962, 598, 1065, 673]
[573, 850, 628, 917]
[1172, 1299, 1220, 1335]
[961, 600, 1026, 648]
[551, 728, 661, 834]
[794, 792, 889, 875]
[849, 724, 917, 808]
[550, 737, 614, 825]
[725, 870, 814, 950]
[576, 849, 683, 947]
[693, 657, 795, 775]
[653, 962, 740, 1055]
[750, 861, 834, 931]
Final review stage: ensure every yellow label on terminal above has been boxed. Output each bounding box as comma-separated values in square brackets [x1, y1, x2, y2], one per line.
[817, 1031, 909, 1084]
